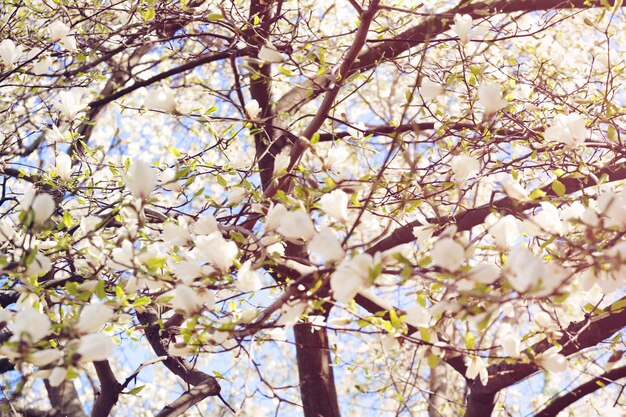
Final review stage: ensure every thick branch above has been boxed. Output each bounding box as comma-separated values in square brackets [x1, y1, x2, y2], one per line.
[266, 0, 381, 198]
[136, 309, 220, 413]
[44, 380, 86, 417]
[294, 323, 341, 417]
[427, 362, 448, 417]
[480, 295, 626, 395]
[87, 49, 241, 110]
[91, 360, 122, 417]
[248, 0, 282, 190]
[277, 0, 617, 115]
[367, 161, 626, 255]
[534, 365, 626, 417]
[155, 379, 220, 417]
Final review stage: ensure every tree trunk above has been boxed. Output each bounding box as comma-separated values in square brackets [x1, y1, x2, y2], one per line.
[427, 363, 448, 417]
[45, 380, 86, 417]
[294, 323, 341, 417]
[465, 390, 495, 417]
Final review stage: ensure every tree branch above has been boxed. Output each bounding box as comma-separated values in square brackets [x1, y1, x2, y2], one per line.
[91, 360, 122, 417]
[44, 380, 86, 417]
[154, 379, 220, 417]
[294, 321, 341, 417]
[367, 161, 626, 255]
[534, 365, 626, 417]
[277, 0, 619, 116]
[266, 0, 382, 199]
[136, 309, 220, 414]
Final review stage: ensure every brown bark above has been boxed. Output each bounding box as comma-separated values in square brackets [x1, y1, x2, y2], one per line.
[91, 360, 122, 417]
[44, 379, 86, 417]
[427, 363, 448, 417]
[136, 309, 221, 414]
[294, 323, 341, 417]
[534, 365, 626, 417]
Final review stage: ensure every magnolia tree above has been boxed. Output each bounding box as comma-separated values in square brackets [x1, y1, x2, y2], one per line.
[3, 0, 626, 416]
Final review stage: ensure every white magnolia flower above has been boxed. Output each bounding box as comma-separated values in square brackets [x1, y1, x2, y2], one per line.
[277, 301, 308, 327]
[245, 99, 261, 119]
[48, 367, 67, 387]
[487, 214, 520, 248]
[537, 346, 568, 373]
[33, 55, 53, 75]
[506, 247, 544, 293]
[125, 160, 157, 199]
[258, 44, 284, 63]
[544, 114, 588, 147]
[273, 148, 291, 175]
[55, 153, 74, 180]
[404, 303, 431, 328]
[227, 188, 247, 204]
[0, 218, 16, 242]
[109, 240, 136, 270]
[450, 154, 480, 183]
[74, 304, 114, 334]
[163, 284, 215, 316]
[308, 228, 345, 264]
[501, 334, 521, 357]
[49, 21, 71, 41]
[526, 202, 563, 237]
[319, 189, 349, 223]
[171, 260, 202, 284]
[534, 311, 553, 328]
[467, 263, 500, 284]
[76, 333, 114, 362]
[503, 178, 528, 201]
[430, 238, 465, 272]
[189, 232, 238, 271]
[330, 253, 377, 303]
[45, 124, 69, 143]
[236, 260, 262, 293]
[25, 253, 52, 278]
[412, 222, 437, 246]
[265, 203, 288, 231]
[59, 36, 77, 52]
[276, 211, 316, 241]
[10, 308, 51, 342]
[0, 39, 23, 66]
[478, 83, 507, 116]
[420, 79, 444, 101]
[191, 215, 219, 235]
[52, 90, 85, 120]
[452, 14, 473, 44]
[144, 86, 177, 113]
[31, 193, 56, 225]
[465, 355, 488, 385]
[27, 349, 64, 367]
[162, 222, 191, 246]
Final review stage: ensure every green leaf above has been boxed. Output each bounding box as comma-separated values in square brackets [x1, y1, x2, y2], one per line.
[167, 146, 181, 157]
[551, 179, 566, 197]
[142, 8, 155, 21]
[465, 332, 475, 349]
[427, 353, 440, 369]
[133, 296, 151, 307]
[144, 257, 167, 270]
[63, 211, 73, 229]
[128, 385, 145, 396]
[95, 280, 106, 299]
[278, 66, 292, 76]
[529, 189, 546, 200]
